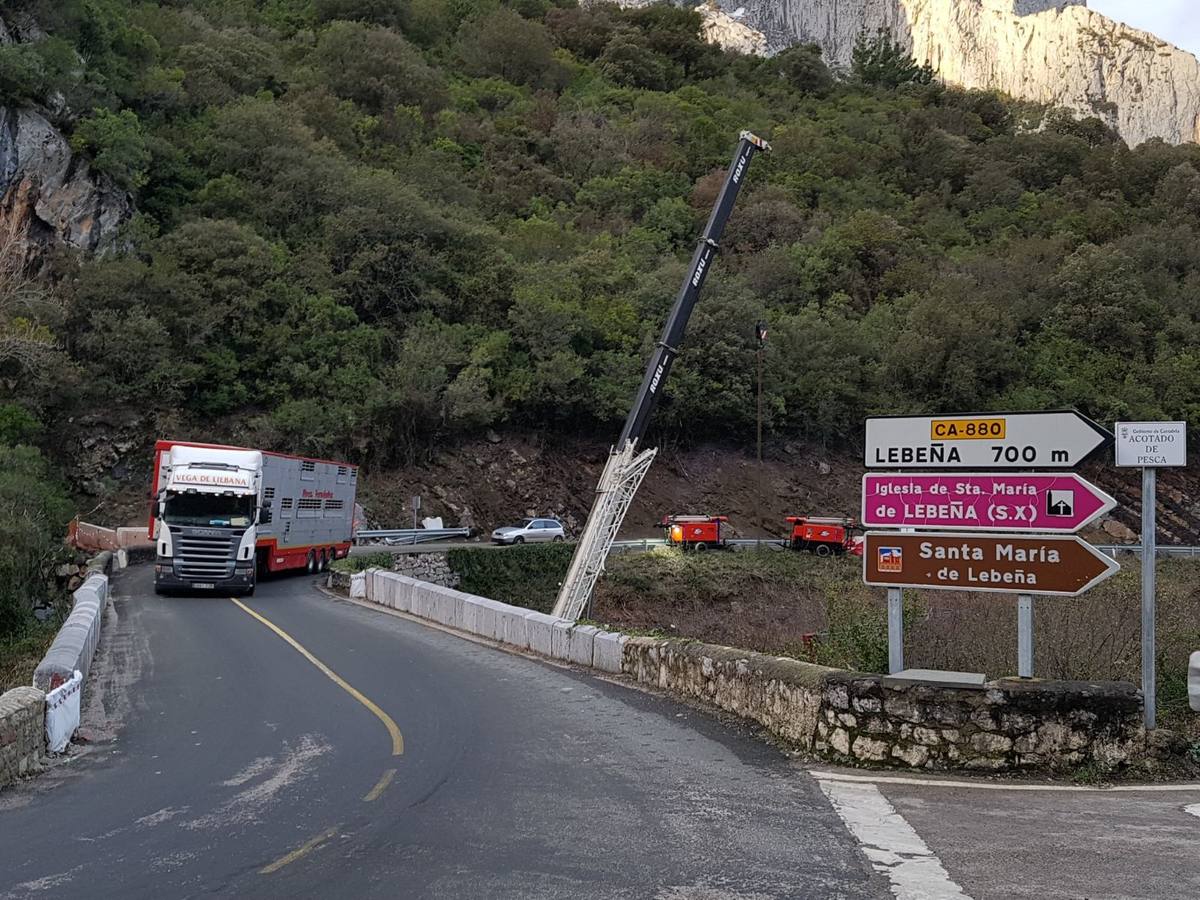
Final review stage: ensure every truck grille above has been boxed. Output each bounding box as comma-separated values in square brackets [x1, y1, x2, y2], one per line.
[171, 527, 241, 581]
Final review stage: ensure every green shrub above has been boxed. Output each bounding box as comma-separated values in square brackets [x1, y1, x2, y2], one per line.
[448, 544, 574, 612]
[0, 445, 73, 641]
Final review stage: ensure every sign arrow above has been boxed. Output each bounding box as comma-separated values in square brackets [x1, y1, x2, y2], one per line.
[861, 473, 1117, 533]
[865, 410, 1112, 469]
[863, 532, 1120, 597]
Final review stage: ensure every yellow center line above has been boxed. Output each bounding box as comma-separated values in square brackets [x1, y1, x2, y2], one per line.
[229, 597, 404, 756]
[259, 826, 339, 875]
[362, 768, 397, 803]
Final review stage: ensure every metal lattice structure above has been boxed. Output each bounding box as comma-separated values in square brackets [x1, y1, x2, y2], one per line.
[552, 441, 657, 621]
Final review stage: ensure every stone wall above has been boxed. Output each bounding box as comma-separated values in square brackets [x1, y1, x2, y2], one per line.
[621, 638, 837, 746]
[814, 672, 1144, 771]
[0, 687, 45, 788]
[389, 552, 459, 587]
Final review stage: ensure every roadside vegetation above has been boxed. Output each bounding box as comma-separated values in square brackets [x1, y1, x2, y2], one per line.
[3, 0, 1200, 483]
[0, 428, 74, 689]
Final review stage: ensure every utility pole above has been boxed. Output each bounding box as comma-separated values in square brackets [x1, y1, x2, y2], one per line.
[755, 321, 767, 536]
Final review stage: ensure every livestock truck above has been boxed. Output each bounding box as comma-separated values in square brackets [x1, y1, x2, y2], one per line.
[148, 440, 358, 595]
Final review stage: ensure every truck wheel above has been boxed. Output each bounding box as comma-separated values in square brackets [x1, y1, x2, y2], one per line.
[694, 542, 708, 553]
[306, 551, 316, 574]
[816, 544, 832, 557]
[318, 550, 328, 572]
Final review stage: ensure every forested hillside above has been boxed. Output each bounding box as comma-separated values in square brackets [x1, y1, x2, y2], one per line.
[4, 0, 1200, 476]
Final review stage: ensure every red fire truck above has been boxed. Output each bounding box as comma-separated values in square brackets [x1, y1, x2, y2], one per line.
[786, 516, 863, 557]
[662, 515, 730, 552]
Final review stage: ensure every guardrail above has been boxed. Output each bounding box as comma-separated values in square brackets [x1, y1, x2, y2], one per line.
[354, 528, 471, 545]
[1091, 545, 1200, 559]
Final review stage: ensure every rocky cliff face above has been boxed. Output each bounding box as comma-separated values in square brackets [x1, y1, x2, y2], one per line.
[711, 0, 1200, 146]
[0, 16, 131, 254]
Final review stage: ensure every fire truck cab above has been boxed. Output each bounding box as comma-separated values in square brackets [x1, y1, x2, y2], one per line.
[662, 515, 729, 552]
[786, 516, 862, 557]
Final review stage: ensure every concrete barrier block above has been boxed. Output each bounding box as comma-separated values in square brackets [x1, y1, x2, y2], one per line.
[468, 598, 506, 641]
[364, 568, 379, 602]
[443, 590, 473, 630]
[551, 620, 573, 661]
[498, 606, 529, 648]
[592, 630, 628, 673]
[34, 574, 107, 693]
[460, 597, 485, 635]
[395, 578, 414, 613]
[569, 625, 599, 666]
[373, 573, 392, 607]
[412, 585, 436, 621]
[524, 612, 559, 656]
[474, 600, 498, 640]
[430, 587, 458, 626]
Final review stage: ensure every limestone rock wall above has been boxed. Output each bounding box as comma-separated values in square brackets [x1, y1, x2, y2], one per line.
[0, 13, 132, 254]
[701, 0, 1200, 146]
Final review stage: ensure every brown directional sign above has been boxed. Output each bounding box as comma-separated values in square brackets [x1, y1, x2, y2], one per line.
[863, 531, 1120, 597]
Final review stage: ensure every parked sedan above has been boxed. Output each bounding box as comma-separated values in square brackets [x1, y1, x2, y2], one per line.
[491, 518, 566, 545]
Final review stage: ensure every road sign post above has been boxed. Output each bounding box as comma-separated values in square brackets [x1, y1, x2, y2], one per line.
[888, 588, 903, 675]
[1116, 421, 1187, 730]
[1141, 467, 1156, 729]
[1017, 594, 1034, 679]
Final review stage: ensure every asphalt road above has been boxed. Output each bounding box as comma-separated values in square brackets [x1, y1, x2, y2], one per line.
[0, 566, 886, 899]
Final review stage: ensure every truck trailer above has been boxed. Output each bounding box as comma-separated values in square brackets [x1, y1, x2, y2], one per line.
[148, 440, 358, 595]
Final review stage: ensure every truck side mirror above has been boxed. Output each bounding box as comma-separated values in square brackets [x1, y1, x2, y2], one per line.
[260, 506, 273, 524]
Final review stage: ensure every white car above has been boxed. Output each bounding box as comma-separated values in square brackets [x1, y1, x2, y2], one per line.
[491, 518, 566, 545]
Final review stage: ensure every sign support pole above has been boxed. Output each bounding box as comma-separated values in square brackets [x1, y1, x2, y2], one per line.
[887, 588, 903, 674]
[1141, 467, 1157, 730]
[1017, 594, 1034, 678]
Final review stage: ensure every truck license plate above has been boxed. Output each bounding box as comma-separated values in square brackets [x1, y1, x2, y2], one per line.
[195, 583, 215, 590]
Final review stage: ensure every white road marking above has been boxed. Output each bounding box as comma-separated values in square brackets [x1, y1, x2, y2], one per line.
[811, 769, 1200, 793]
[819, 778, 972, 900]
[1185, 803, 1200, 819]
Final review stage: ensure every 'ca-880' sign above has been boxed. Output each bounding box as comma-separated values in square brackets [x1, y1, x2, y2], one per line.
[865, 411, 1111, 469]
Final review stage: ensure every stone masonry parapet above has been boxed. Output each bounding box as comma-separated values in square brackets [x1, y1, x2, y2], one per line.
[815, 672, 1144, 772]
[0, 686, 46, 788]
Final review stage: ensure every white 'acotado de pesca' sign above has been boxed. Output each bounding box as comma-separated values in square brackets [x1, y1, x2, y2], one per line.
[1114, 421, 1187, 468]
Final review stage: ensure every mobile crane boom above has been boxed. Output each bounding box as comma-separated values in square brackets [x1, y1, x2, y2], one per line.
[618, 131, 771, 448]
[553, 131, 770, 621]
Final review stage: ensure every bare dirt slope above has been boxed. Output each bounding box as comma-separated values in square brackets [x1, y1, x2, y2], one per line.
[359, 435, 863, 539]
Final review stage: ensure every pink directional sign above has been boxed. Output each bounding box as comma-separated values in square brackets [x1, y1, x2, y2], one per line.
[862, 473, 1117, 534]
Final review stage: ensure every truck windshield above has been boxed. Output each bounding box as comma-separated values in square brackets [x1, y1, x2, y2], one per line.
[163, 492, 255, 528]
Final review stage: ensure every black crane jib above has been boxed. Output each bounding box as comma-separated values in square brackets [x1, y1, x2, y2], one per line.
[616, 131, 771, 449]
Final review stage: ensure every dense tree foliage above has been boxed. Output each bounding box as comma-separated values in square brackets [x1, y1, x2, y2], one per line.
[6, 0, 1200, 469]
